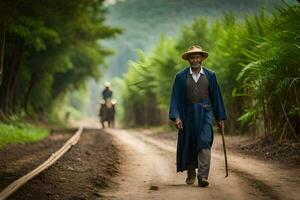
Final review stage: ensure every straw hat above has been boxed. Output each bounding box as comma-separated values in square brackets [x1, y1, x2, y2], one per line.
[104, 81, 111, 87]
[181, 45, 208, 60]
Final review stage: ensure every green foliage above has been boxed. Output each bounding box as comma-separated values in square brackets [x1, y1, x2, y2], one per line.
[237, 5, 300, 140]
[0, 0, 121, 122]
[120, 38, 181, 126]
[105, 0, 283, 76]
[119, 3, 300, 141]
[238, 109, 257, 125]
[9, 16, 60, 51]
[0, 122, 49, 148]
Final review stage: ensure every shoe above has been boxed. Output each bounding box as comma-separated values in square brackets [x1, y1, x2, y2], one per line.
[198, 177, 209, 187]
[186, 170, 196, 185]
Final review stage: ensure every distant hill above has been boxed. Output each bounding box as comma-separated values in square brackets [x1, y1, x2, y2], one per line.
[102, 0, 285, 77]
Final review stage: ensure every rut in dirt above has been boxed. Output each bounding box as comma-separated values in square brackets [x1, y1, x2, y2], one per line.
[0, 128, 119, 200]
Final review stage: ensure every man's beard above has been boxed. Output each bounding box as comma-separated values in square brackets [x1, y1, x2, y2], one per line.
[191, 63, 201, 69]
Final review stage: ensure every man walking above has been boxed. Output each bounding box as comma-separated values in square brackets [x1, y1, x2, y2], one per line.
[169, 45, 227, 187]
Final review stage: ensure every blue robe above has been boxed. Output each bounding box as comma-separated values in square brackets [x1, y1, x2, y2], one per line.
[169, 67, 227, 172]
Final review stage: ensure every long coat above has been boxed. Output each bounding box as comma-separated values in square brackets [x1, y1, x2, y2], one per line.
[169, 67, 227, 172]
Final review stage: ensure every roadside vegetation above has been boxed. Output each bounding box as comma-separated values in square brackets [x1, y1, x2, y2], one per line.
[0, 0, 121, 146]
[118, 3, 300, 142]
[0, 121, 48, 148]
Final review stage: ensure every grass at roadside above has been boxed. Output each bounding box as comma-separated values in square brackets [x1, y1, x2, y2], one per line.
[0, 122, 49, 149]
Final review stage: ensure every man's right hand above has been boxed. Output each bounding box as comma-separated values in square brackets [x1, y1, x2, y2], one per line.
[175, 118, 183, 130]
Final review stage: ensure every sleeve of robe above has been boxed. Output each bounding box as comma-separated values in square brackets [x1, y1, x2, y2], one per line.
[210, 73, 227, 121]
[169, 76, 180, 122]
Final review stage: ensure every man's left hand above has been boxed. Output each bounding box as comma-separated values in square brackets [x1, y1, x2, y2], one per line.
[218, 120, 225, 133]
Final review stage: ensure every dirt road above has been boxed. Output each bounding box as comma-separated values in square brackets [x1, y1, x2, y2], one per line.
[0, 128, 119, 200]
[103, 128, 300, 200]
[1, 127, 299, 200]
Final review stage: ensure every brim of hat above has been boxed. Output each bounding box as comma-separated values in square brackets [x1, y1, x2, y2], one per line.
[181, 51, 209, 60]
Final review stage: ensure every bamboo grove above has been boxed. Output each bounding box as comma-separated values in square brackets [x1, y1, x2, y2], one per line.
[118, 4, 300, 141]
[0, 0, 121, 121]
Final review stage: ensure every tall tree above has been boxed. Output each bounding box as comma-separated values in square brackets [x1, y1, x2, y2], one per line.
[0, 0, 121, 119]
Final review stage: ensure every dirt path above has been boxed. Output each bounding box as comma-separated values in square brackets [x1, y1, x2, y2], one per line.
[1, 127, 299, 200]
[103, 128, 300, 200]
[0, 128, 119, 200]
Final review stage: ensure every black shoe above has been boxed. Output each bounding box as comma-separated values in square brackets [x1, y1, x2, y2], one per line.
[198, 177, 209, 187]
[186, 175, 196, 185]
[186, 170, 196, 185]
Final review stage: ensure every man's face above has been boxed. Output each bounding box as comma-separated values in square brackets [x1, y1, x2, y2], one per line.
[188, 53, 203, 69]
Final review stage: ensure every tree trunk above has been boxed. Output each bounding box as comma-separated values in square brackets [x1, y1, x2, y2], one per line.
[0, 20, 6, 87]
[8, 53, 22, 113]
[0, 45, 13, 114]
[6, 42, 22, 114]
[24, 71, 38, 112]
[0, 37, 23, 115]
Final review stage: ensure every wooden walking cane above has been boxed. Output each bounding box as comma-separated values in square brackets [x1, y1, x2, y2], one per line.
[221, 127, 229, 177]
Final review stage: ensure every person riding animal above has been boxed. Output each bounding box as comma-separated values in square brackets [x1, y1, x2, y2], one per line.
[99, 82, 116, 128]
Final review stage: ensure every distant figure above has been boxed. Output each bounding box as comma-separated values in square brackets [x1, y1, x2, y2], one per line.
[99, 82, 116, 128]
[102, 82, 113, 100]
[65, 111, 71, 123]
[169, 45, 227, 187]
[99, 99, 117, 128]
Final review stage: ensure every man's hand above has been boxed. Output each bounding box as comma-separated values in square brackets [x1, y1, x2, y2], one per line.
[175, 118, 183, 130]
[218, 120, 225, 133]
